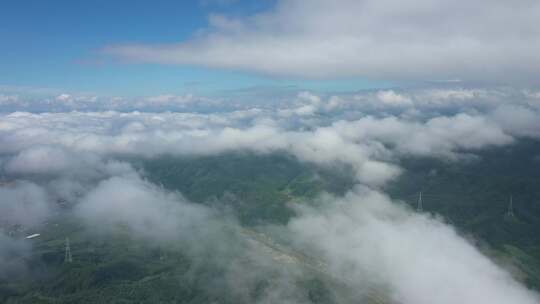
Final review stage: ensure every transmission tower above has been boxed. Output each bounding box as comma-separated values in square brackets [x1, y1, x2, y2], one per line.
[417, 191, 423, 212]
[64, 237, 73, 263]
[506, 195, 515, 218]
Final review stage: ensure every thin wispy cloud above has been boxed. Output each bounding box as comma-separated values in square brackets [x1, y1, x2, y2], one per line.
[106, 0, 540, 84]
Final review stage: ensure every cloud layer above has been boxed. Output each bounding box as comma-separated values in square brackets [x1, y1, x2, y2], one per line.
[1, 86, 540, 303]
[289, 188, 539, 304]
[106, 0, 540, 83]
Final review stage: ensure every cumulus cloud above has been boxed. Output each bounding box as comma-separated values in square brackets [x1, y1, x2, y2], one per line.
[1, 85, 540, 303]
[73, 170, 320, 303]
[0, 111, 399, 186]
[337, 114, 514, 158]
[0, 91, 221, 113]
[0, 181, 52, 228]
[0, 160, 309, 302]
[3, 145, 135, 184]
[2, 92, 539, 185]
[376, 90, 413, 107]
[288, 187, 540, 304]
[105, 0, 540, 83]
[0, 94, 19, 104]
[0, 232, 31, 279]
[491, 105, 540, 139]
[55, 94, 71, 102]
[5, 146, 81, 175]
[75, 174, 220, 244]
[0, 86, 536, 119]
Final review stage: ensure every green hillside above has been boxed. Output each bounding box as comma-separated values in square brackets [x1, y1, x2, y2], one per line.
[2, 142, 540, 302]
[385, 139, 540, 288]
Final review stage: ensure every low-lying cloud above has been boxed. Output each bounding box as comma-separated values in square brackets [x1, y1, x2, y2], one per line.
[288, 187, 539, 304]
[75, 173, 220, 245]
[0, 181, 52, 228]
[1, 86, 540, 303]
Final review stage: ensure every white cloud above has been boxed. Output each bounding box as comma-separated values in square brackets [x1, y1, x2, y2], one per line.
[525, 91, 540, 100]
[331, 114, 514, 158]
[0, 111, 400, 186]
[5, 146, 77, 175]
[491, 105, 540, 138]
[0, 181, 51, 228]
[2, 95, 536, 185]
[1, 87, 540, 303]
[288, 187, 540, 304]
[0, 232, 31, 279]
[75, 174, 218, 243]
[0, 94, 19, 104]
[55, 94, 71, 102]
[0, 89, 221, 112]
[376, 90, 413, 107]
[72, 168, 318, 303]
[142, 94, 196, 106]
[421, 88, 479, 101]
[105, 0, 540, 83]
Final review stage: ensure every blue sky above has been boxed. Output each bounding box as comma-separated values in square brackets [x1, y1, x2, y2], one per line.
[0, 0, 393, 97]
[3, 0, 536, 99]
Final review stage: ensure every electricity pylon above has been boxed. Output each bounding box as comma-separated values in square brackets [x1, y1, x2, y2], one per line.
[506, 195, 515, 218]
[65, 237, 73, 263]
[417, 191, 423, 212]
